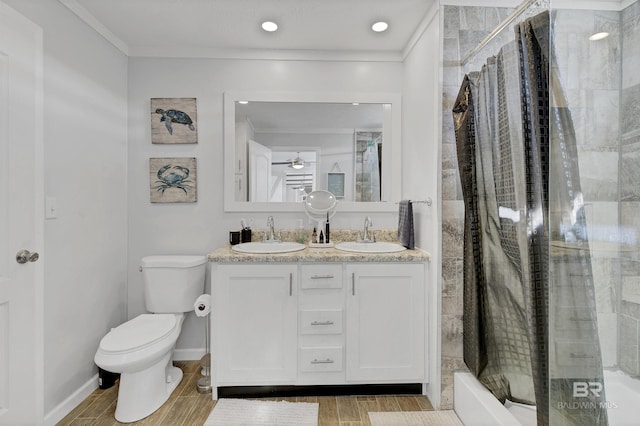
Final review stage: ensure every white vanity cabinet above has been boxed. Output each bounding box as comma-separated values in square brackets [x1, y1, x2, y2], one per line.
[210, 258, 427, 395]
[345, 263, 426, 382]
[212, 264, 297, 385]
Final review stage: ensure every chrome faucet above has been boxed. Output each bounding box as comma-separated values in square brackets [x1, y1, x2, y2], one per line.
[264, 216, 281, 243]
[358, 216, 375, 243]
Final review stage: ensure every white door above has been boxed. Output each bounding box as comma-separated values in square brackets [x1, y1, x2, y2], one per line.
[346, 263, 425, 382]
[214, 264, 297, 384]
[0, 2, 44, 424]
[248, 139, 272, 202]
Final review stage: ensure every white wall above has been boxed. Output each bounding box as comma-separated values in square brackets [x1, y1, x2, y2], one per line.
[401, 5, 441, 406]
[3, 0, 129, 416]
[127, 58, 404, 352]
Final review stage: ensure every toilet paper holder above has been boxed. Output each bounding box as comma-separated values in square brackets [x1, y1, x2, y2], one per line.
[193, 294, 212, 394]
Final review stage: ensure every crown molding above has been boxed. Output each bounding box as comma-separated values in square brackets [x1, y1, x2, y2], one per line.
[127, 46, 404, 62]
[402, 0, 439, 61]
[57, 0, 128, 55]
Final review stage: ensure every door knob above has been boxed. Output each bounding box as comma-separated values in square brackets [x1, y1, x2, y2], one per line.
[16, 249, 39, 264]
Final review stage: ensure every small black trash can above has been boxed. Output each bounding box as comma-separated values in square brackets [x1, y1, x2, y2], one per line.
[98, 367, 120, 390]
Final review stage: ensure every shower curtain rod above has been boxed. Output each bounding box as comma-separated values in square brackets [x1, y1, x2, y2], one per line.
[460, 0, 539, 66]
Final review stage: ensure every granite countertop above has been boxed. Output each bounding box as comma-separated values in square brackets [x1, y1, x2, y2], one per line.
[208, 229, 430, 263]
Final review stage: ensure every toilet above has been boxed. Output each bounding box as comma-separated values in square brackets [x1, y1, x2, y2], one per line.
[94, 255, 207, 423]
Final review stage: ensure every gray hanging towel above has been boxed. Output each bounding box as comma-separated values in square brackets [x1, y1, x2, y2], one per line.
[398, 200, 414, 249]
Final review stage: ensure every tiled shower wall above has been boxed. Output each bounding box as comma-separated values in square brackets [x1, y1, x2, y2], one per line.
[439, 2, 640, 407]
[554, 7, 622, 369]
[440, 4, 514, 409]
[619, 1, 640, 376]
[549, 2, 640, 377]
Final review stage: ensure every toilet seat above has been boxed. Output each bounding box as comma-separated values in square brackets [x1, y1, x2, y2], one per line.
[100, 314, 177, 354]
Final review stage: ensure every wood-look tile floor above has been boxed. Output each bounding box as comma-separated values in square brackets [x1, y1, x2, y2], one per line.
[57, 360, 434, 426]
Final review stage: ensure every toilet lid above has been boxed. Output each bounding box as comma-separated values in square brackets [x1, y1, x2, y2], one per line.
[100, 314, 176, 353]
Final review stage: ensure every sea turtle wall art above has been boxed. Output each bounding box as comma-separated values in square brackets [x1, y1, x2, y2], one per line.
[149, 157, 197, 203]
[150, 98, 198, 144]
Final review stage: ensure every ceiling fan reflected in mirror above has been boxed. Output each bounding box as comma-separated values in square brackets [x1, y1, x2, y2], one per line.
[289, 152, 305, 169]
[272, 152, 306, 169]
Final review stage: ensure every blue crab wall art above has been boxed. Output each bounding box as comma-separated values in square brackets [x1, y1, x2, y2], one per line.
[155, 164, 193, 194]
[149, 157, 197, 203]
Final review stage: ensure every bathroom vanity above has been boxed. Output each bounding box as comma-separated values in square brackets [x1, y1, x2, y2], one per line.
[207, 244, 430, 399]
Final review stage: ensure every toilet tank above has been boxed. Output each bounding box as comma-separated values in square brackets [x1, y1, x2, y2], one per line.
[140, 255, 207, 313]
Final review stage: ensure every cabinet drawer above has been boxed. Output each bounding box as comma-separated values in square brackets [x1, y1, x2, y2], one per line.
[300, 310, 343, 334]
[301, 264, 342, 289]
[300, 347, 343, 372]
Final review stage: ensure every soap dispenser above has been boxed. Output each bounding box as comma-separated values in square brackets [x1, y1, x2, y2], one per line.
[296, 219, 306, 244]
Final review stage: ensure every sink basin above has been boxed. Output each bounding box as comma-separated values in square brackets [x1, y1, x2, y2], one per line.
[232, 241, 306, 254]
[334, 241, 407, 253]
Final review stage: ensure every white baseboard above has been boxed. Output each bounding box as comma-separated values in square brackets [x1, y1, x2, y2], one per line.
[44, 373, 98, 426]
[174, 347, 206, 361]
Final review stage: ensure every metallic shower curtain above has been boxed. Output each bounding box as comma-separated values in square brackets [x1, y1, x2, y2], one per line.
[453, 11, 607, 426]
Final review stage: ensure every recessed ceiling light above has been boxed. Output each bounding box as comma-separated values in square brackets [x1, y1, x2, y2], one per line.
[352, 102, 360, 106]
[589, 32, 609, 41]
[261, 21, 278, 32]
[238, 100, 249, 105]
[372, 21, 389, 33]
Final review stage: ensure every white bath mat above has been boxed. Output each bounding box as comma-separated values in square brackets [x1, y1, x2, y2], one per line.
[204, 398, 318, 425]
[369, 410, 464, 426]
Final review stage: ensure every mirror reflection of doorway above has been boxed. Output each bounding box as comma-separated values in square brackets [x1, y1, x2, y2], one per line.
[248, 140, 272, 202]
[249, 141, 317, 202]
[355, 130, 382, 202]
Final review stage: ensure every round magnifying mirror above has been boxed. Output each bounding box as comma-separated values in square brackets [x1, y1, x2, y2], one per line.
[304, 190, 337, 220]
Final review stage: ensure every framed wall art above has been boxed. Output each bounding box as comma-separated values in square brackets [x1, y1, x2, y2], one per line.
[327, 172, 345, 198]
[149, 157, 197, 203]
[150, 98, 198, 144]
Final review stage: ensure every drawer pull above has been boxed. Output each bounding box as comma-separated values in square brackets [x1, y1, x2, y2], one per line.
[352, 272, 355, 295]
[311, 320, 334, 326]
[311, 358, 335, 364]
[289, 273, 293, 296]
[311, 274, 334, 279]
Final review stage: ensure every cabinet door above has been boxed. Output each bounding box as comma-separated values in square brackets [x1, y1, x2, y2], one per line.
[346, 263, 425, 382]
[214, 264, 297, 384]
